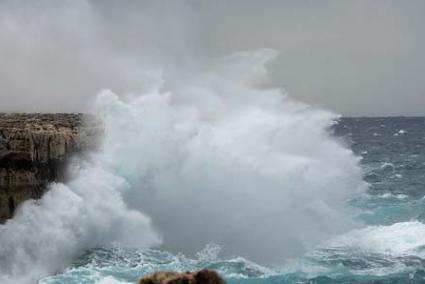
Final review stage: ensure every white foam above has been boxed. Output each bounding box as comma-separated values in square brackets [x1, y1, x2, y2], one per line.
[0, 165, 160, 284]
[380, 162, 395, 170]
[328, 221, 425, 257]
[378, 193, 408, 199]
[392, 173, 403, 179]
[97, 51, 365, 264]
[96, 276, 130, 284]
[0, 49, 366, 282]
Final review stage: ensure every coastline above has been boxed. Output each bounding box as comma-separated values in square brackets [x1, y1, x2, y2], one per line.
[0, 113, 98, 222]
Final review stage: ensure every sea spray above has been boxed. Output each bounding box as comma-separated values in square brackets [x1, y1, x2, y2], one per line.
[0, 164, 160, 283]
[95, 49, 366, 262]
[0, 49, 365, 283]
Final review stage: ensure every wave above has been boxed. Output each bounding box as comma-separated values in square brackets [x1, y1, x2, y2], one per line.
[0, 49, 365, 283]
[328, 221, 425, 258]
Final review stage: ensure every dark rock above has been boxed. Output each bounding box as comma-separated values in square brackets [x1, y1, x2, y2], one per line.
[139, 269, 226, 284]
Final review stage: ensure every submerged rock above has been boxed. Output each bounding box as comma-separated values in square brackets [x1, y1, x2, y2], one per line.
[139, 269, 226, 284]
[0, 113, 99, 223]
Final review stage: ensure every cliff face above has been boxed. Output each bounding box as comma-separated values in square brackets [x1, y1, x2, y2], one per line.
[0, 113, 98, 223]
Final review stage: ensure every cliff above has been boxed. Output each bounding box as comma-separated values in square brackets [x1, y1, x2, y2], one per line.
[0, 113, 98, 223]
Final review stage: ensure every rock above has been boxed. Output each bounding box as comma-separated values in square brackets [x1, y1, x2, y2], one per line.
[0, 113, 99, 223]
[139, 269, 226, 284]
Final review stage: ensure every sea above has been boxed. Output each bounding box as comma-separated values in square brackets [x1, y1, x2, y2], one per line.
[39, 117, 425, 284]
[1, 51, 424, 284]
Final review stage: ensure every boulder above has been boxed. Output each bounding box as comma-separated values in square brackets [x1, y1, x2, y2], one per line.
[139, 269, 226, 284]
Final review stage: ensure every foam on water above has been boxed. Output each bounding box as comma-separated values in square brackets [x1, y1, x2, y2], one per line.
[0, 165, 160, 284]
[0, 49, 366, 283]
[95, 277, 129, 284]
[39, 245, 274, 284]
[328, 221, 425, 258]
[40, 222, 425, 284]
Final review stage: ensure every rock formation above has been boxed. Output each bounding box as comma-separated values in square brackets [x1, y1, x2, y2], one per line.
[0, 113, 98, 223]
[139, 269, 226, 284]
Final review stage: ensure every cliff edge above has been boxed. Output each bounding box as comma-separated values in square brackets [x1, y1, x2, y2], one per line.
[0, 113, 98, 223]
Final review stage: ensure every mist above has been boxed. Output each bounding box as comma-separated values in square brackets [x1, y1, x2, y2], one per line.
[1, 0, 424, 116]
[0, 50, 367, 283]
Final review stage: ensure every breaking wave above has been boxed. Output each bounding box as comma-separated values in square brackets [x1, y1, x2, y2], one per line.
[0, 49, 366, 283]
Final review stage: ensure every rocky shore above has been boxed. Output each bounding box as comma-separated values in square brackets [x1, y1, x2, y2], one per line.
[0, 113, 98, 223]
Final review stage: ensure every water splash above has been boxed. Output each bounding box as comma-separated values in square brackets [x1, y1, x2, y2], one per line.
[0, 164, 160, 284]
[0, 49, 365, 283]
[94, 49, 365, 263]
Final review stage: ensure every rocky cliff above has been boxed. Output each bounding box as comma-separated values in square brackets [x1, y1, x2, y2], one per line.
[0, 113, 98, 223]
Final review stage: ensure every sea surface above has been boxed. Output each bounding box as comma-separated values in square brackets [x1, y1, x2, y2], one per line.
[40, 117, 425, 284]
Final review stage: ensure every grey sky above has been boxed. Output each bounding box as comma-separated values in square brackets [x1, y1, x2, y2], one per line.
[0, 0, 424, 116]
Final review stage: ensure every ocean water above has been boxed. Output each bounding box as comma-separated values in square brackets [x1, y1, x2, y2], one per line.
[37, 117, 425, 284]
[0, 51, 423, 284]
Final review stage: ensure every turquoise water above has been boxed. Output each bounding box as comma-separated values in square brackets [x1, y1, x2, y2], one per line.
[40, 117, 425, 283]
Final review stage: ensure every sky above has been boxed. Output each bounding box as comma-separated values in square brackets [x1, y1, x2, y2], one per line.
[0, 0, 424, 116]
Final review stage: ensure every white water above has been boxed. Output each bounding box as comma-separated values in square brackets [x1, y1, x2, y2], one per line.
[329, 221, 425, 258]
[0, 49, 366, 283]
[0, 166, 160, 283]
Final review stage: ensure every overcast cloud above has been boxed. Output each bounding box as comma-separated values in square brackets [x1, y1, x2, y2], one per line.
[0, 0, 424, 116]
